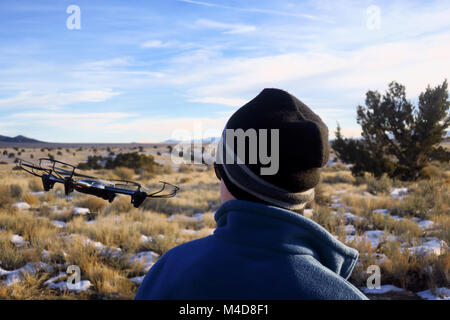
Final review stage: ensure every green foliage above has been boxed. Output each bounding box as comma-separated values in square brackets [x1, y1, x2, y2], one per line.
[77, 155, 104, 170]
[365, 173, 392, 195]
[332, 80, 450, 180]
[78, 152, 159, 173]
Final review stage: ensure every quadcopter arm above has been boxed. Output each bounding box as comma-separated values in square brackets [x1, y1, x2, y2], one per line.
[17, 158, 180, 208]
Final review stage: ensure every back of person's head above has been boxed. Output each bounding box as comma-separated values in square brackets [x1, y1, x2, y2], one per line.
[215, 88, 329, 213]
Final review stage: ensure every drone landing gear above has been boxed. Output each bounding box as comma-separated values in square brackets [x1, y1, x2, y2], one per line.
[42, 175, 56, 191]
[131, 191, 147, 208]
[64, 178, 74, 196]
[106, 192, 116, 203]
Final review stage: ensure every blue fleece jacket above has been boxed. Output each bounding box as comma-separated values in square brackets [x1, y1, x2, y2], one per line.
[135, 200, 367, 300]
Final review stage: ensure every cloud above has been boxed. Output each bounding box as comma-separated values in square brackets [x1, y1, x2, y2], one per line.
[6, 112, 228, 142]
[167, 30, 450, 111]
[10, 112, 132, 120]
[141, 40, 172, 48]
[0, 89, 121, 109]
[178, 0, 320, 20]
[81, 58, 131, 69]
[188, 96, 247, 107]
[195, 19, 256, 34]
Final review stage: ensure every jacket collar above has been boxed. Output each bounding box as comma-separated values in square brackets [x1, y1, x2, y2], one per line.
[214, 199, 359, 280]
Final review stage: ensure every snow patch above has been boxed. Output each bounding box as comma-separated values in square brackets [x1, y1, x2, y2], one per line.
[416, 287, 450, 300]
[48, 280, 92, 292]
[361, 284, 404, 294]
[346, 230, 398, 249]
[10, 234, 29, 247]
[417, 220, 436, 230]
[129, 276, 145, 285]
[129, 251, 159, 271]
[51, 220, 67, 228]
[12, 202, 31, 210]
[390, 187, 408, 198]
[139, 235, 152, 244]
[1, 262, 53, 286]
[73, 207, 90, 215]
[408, 238, 447, 256]
[372, 209, 389, 215]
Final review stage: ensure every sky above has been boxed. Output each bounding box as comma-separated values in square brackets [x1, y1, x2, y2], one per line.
[0, 0, 449, 143]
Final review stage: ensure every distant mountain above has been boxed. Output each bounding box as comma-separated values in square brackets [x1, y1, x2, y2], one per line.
[163, 137, 220, 144]
[0, 135, 44, 143]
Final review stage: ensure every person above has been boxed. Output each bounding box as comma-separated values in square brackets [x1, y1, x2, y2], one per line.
[135, 88, 367, 300]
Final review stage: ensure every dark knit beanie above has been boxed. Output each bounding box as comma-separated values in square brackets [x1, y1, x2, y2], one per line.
[215, 88, 329, 210]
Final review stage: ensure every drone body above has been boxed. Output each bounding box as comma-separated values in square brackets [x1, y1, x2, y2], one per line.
[19, 158, 179, 208]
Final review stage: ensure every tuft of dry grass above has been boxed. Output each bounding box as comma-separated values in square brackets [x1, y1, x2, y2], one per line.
[113, 167, 134, 180]
[23, 193, 41, 207]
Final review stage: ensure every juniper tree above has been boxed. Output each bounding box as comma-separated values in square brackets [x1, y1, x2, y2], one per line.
[332, 80, 449, 180]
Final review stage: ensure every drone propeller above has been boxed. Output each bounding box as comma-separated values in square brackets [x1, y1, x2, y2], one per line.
[17, 158, 180, 208]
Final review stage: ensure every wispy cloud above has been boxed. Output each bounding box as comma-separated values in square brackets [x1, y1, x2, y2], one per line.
[0, 89, 121, 109]
[141, 40, 173, 48]
[1, 0, 449, 142]
[187, 96, 247, 107]
[178, 0, 320, 20]
[195, 19, 256, 34]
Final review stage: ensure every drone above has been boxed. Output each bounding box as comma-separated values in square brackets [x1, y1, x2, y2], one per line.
[18, 158, 179, 208]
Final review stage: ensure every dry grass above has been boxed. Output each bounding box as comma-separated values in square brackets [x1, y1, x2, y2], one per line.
[0, 149, 448, 299]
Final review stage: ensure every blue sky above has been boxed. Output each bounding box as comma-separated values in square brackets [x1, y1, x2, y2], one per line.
[0, 0, 449, 142]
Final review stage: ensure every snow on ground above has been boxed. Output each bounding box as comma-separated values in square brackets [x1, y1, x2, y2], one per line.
[346, 230, 398, 249]
[48, 280, 92, 292]
[417, 220, 436, 230]
[41, 249, 51, 260]
[129, 276, 145, 285]
[182, 229, 197, 235]
[370, 209, 438, 230]
[72, 207, 90, 215]
[416, 287, 450, 300]
[303, 209, 313, 219]
[181, 228, 215, 236]
[372, 209, 389, 215]
[30, 191, 45, 196]
[43, 272, 67, 286]
[167, 213, 204, 222]
[51, 220, 67, 228]
[63, 234, 122, 258]
[139, 235, 152, 244]
[341, 212, 363, 224]
[408, 238, 447, 256]
[84, 238, 122, 258]
[129, 251, 159, 271]
[0, 262, 53, 286]
[361, 284, 404, 294]
[10, 234, 29, 246]
[342, 224, 356, 235]
[390, 187, 408, 198]
[12, 202, 31, 210]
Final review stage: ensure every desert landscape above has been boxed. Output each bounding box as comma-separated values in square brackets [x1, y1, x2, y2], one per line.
[0, 141, 448, 300]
